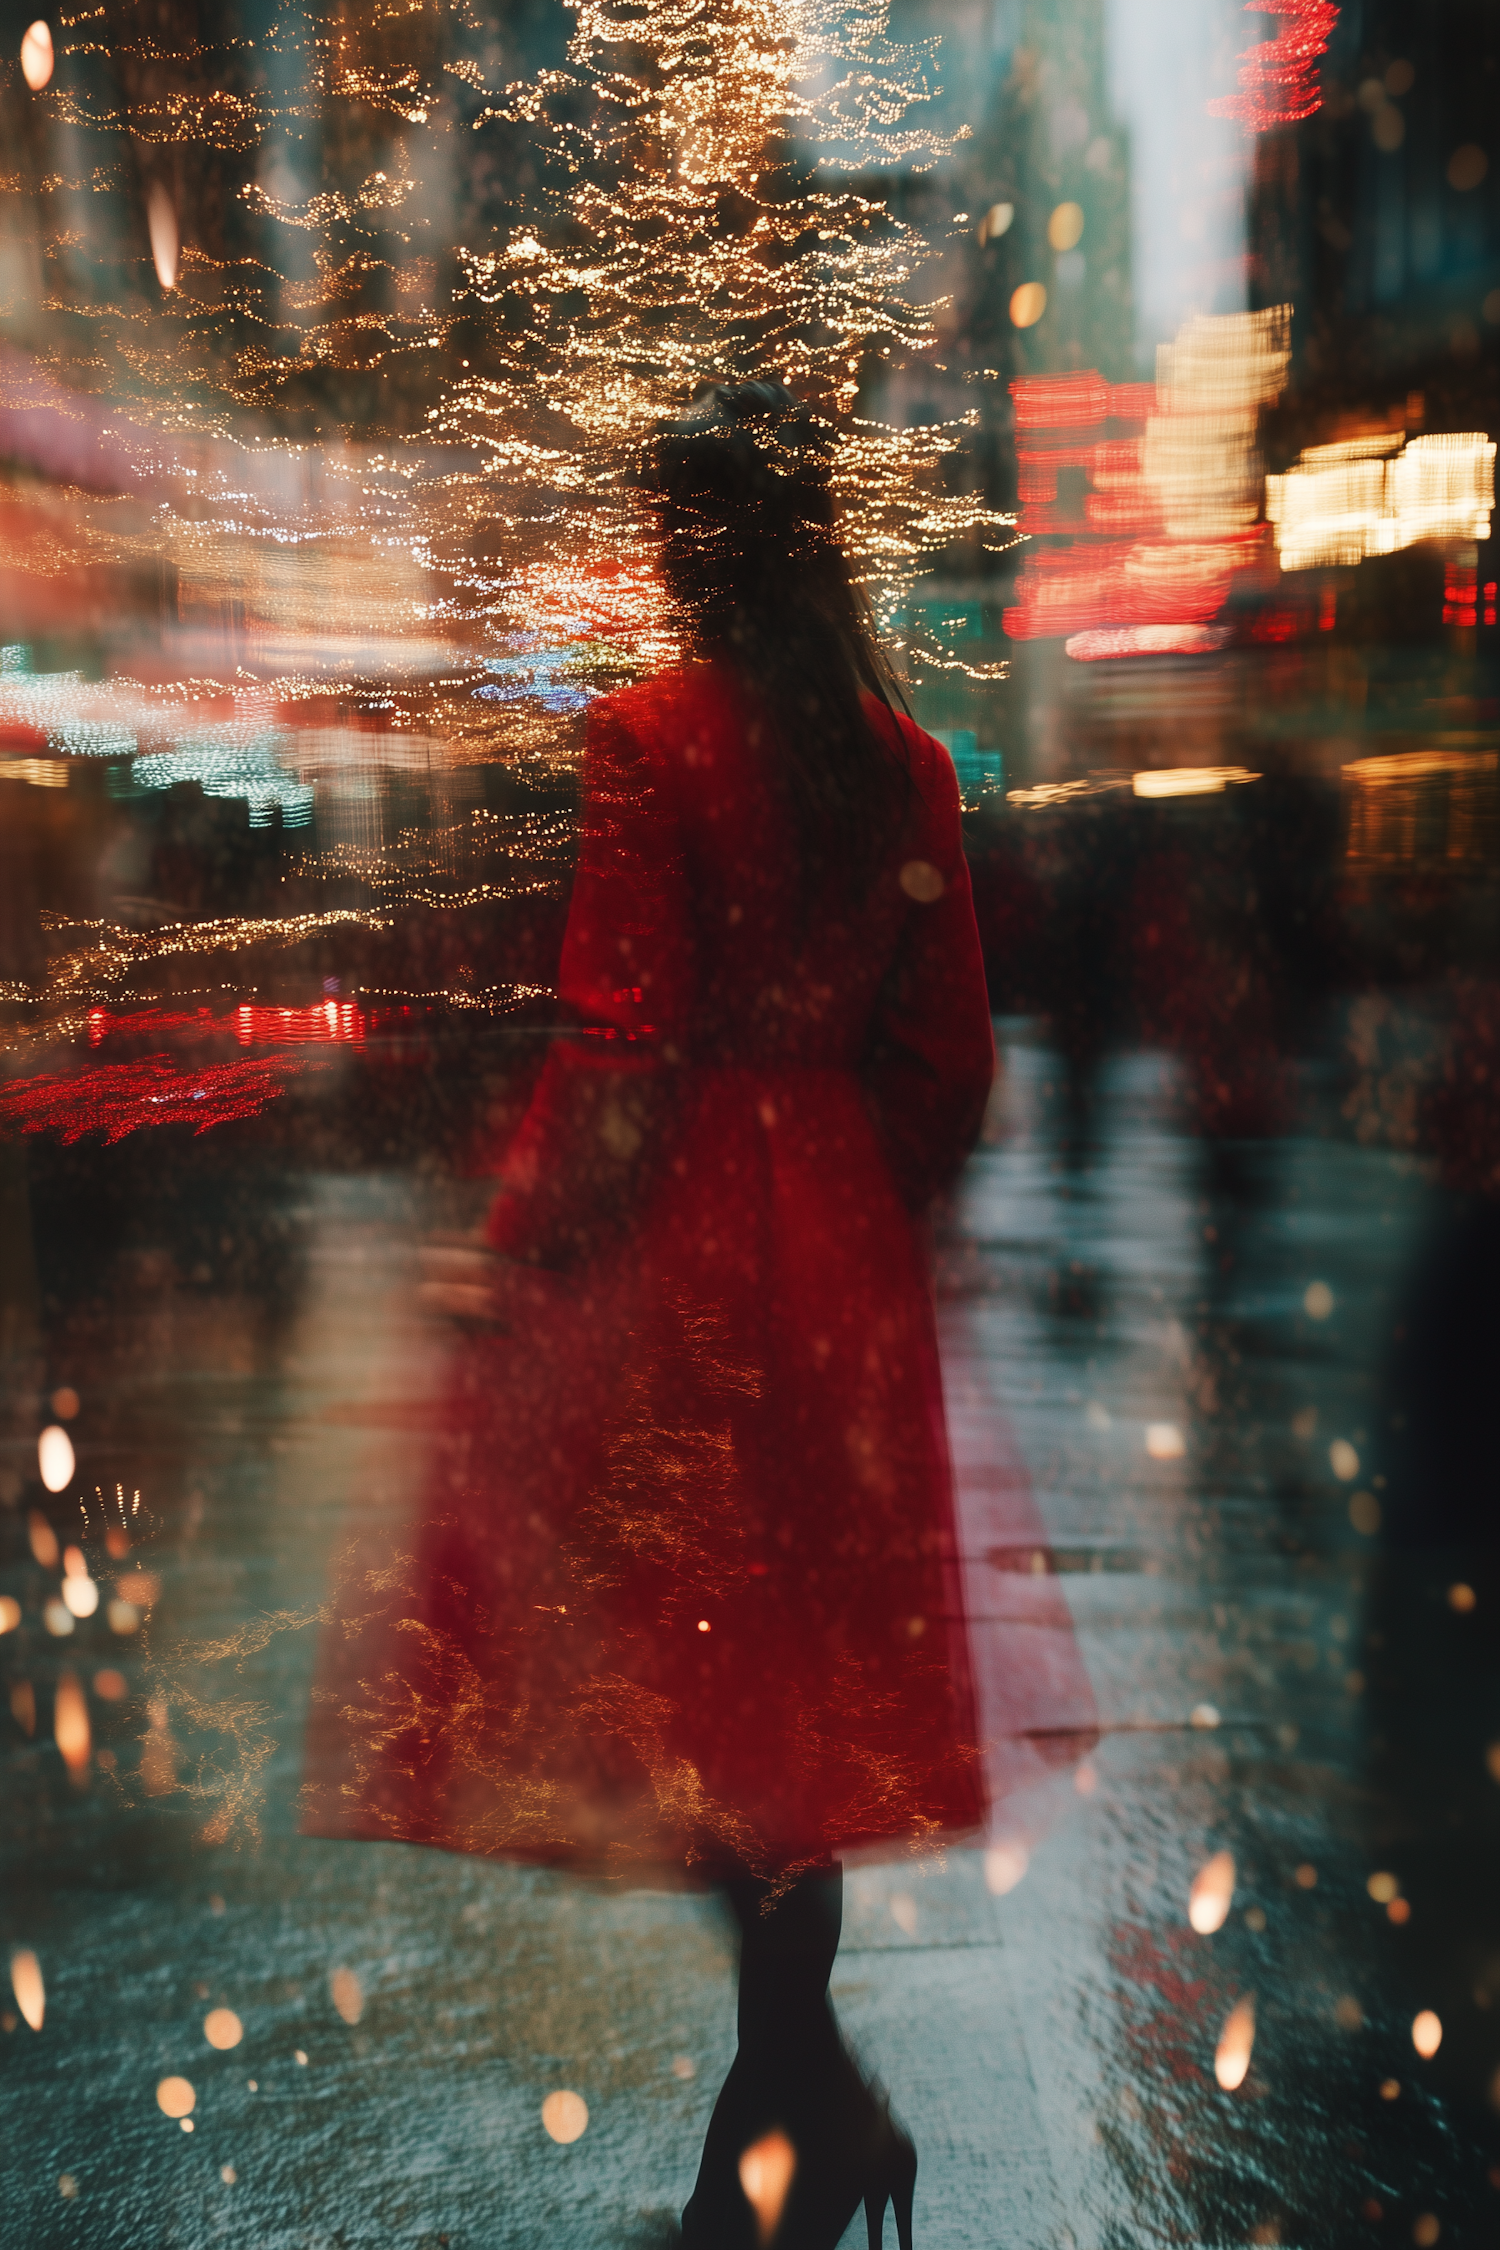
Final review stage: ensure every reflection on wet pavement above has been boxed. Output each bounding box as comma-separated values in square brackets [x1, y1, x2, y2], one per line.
[5, 1019, 1495, 2246]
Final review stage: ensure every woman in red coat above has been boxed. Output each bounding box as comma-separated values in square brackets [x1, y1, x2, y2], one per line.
[304, 382, 998, 2247]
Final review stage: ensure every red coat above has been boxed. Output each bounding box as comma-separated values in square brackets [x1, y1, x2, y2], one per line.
[303, 665, 1007, 1878]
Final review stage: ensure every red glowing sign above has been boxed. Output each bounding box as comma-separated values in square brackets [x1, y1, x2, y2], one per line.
[1442, 561, 1490, 628]
[1004, 319, 1288, 649]
[1209, 0, 1339, 132]
[1003, 377, 1250, 642]
[230, 1000, 367, 1047]
[87, 1001, 372, 1049]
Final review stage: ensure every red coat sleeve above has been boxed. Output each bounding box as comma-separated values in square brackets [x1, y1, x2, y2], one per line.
[486, 696, 694, 1266]
[862, 728, 996, 1210]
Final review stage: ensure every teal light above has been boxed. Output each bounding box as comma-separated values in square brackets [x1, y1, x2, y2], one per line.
[129, 732, 315, 828]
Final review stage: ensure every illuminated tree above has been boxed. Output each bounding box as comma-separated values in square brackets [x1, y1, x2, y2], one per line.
[426, 0, 1012, 696]
[1, 0, 1008, 721]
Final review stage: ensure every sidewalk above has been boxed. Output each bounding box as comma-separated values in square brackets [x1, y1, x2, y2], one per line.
[0, 1029, 1464, 2247]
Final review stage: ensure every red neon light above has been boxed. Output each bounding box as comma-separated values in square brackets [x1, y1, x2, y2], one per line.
[86, 1001, 373, 1049]
[230, 1001, 367, 1048]
[1444, 560, 1479, 627]
[87, 1007, 210, 1048]
[1011, 377, 1164, 543]
[1249, 607, 1308, 643]
[1011, 375, 1155, 432]
[1209, 0, 1339, 132]
[0, 1054, 319, 1144]
[1003, 531, 1266, 641]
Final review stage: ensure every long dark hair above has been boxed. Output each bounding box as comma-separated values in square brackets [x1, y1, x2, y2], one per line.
[645, 380, 910, 897]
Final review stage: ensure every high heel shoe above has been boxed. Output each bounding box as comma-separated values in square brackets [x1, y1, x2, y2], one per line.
[860, 2091, 917, 2250]
[681, 2063, 917, 2250]
[775, 2071, 916, 2250]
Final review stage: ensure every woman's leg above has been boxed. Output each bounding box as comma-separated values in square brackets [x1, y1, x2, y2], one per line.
[680, 1862, 917, 2248]
[680, 1864, 847, 2241]
[727, 1864, 846, 2094]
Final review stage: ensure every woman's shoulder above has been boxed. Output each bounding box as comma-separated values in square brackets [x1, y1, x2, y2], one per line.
[587, 665, 727, 758]
[862, 695, 960, 799]
[591, 663, 722, 725]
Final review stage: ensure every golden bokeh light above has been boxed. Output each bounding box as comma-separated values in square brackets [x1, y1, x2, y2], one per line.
[61, 1569, 99, 1620]
[1214, 1995, 1255, 2090]
[156, 2076, 197, 2120]
[977, 202, 1013, 244]
[899, 860, 945, 902]
[1189, 1851, 1236, 1934]
[540, 2089, 588, 2144]
[1133, 767, 1259, 800]
[1047, 202, 1084, 251]
[37, 1426, 74, 1494]
[1448, 1583, 1477, 1613]
[1303, 1282, 1334, 1320]
[0, 1597, 20, 1634]
[329, 1968, 363, 2025]
[146, 184, 180, 293]
[1367, 1871, 1400, 1904]
[1145, 1422, 1184, 1459]
[204, 2009, 243, 2051]
[1411, 2010, 1442, 2059]
[19, 18, 52, 90]
[739, 2129, 797, 2245]
[11, 1948, 45, 2032]
[1349, 1492, 1381, 1535]
[28, 1511, 59, 1569]
[1010, 282, 1047, 329]
[984, 1841, 1029, 1896]
[53, 1671, 91, 1782]
[1329, 1440, 1359, 1482]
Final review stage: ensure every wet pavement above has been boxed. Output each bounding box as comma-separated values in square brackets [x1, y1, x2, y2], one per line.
[4, 1016, 1495, 2249]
